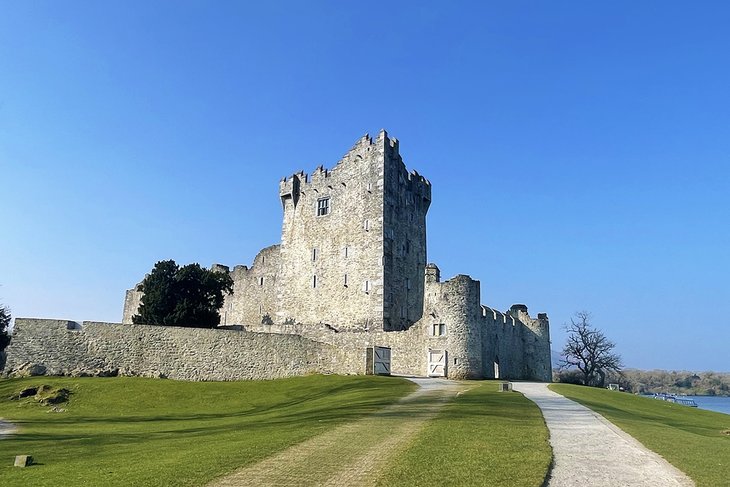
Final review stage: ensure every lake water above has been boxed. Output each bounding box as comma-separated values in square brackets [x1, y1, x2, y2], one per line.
[687, 396, 730, 415]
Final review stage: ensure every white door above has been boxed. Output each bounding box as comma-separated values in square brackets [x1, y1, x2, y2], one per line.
[428, 349, 447, 377]
[373, 347, 391, 375]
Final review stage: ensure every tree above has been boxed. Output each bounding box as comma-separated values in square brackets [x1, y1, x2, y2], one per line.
[559, 312, 622, 387]
[132, 260, 233, 328]
[0, 304, 10, 351]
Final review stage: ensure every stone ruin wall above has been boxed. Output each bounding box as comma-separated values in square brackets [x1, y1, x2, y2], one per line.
[4, 319, 339, 381]
[219, 245, 281, 326]
[118, 267, 551, 381]
[122, 287, 142, 324]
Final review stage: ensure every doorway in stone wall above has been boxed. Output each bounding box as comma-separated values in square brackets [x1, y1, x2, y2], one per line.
[494, 357, 500, 379]
[427, 349, 447, 377]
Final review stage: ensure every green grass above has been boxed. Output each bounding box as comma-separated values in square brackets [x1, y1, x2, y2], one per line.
[551, 383, 730, 487]
[0, 375, 414, 487]
[376, 381, 551, 487]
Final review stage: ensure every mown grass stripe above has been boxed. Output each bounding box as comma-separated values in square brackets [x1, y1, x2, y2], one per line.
[375, 381, 551, 487]
[0, 375, 414, 487]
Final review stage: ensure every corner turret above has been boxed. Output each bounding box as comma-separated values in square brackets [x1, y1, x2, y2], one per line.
[425, 263, 441, 283]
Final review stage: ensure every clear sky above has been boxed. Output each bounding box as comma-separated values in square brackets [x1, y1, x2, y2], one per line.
[1, 1, 728, 372]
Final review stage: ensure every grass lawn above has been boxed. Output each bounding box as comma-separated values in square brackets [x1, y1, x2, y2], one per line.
[0, 375, 414, 487]
[376, 381, 551, 487]
[551, 383, 730, 487]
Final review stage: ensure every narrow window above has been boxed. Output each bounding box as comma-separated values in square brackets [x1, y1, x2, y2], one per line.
[317, 197, 330, 216]
[366, 182, 372, 192]
[363, 280, 370, 293]
[406, 278, 411, 290]
[432, 324, 446, 336]
[406, 240, 410, 254]
[259, 276, 264, 286]
[344, 274, 348, 287]
[313, 275, 317, 288]
[343, 246, 349, 258]
[312, 248, 317, 261]
[364, 219, 370, 231]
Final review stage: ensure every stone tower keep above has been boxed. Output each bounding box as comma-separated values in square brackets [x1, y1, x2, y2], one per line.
[276, 130, 430, 331]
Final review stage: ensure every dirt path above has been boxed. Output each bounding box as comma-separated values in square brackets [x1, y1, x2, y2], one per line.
[513, 382, 694, 487]
[207, 377, 466, 487]
[0, 418, 16, 438]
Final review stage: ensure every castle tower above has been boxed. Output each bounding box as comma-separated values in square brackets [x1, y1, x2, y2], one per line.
[275, 130, 430, 331]
[508, 304, 552, 381]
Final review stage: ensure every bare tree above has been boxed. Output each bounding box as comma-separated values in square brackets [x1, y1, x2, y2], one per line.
[559, 312, 622, 387]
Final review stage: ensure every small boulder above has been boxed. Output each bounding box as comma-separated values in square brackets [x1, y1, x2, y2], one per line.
[13, 363, 47, 377]
[14, 455, 32, 467]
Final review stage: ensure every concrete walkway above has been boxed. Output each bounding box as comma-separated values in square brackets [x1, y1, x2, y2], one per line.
[208, 378, 467, 487]
[513, 382, 694, 487]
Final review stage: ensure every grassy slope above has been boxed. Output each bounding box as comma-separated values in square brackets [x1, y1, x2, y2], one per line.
[376, 381, 551, 487]
[551, 383, 730, 487]
[0, 375, 414, 487]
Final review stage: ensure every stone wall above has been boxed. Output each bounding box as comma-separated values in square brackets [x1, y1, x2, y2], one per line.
[221, 245, 281, 326]
[122, 287, 142, 324]
[4, 319, 338, 381]
[382, 136, 431, 331]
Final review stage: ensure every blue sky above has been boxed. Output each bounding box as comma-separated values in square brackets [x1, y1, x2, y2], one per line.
[1, 1, 728, 371]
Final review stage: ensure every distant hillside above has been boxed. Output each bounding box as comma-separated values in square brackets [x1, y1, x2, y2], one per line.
[619, 369, 730, 396]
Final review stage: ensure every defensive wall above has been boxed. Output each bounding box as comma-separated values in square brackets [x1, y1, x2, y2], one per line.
[3, 319, 338, 381]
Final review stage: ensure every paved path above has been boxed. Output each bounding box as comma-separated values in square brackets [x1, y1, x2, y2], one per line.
[513, 382, 694, 487]
[208, 378, 467, 487]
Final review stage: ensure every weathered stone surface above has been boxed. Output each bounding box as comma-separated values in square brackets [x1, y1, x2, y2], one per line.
[14, 455, 32, 467]
[4, 320, 338, 381]
[11, 362, 47, 377]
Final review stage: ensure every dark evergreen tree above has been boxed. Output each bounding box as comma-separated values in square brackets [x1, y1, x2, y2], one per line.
[0, 304, 10, 351]
[132, 260, 233, 328]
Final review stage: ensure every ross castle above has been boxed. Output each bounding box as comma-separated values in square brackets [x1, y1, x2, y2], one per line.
[5, 131, 551, 382]
[125, 130, 551, 380]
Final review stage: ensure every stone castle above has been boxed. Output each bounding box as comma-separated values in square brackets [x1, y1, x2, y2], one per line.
[5, 131, 551, 382]
[125, 130, 551, 380]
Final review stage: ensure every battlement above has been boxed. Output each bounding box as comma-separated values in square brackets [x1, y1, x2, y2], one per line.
[482, 306, 517, 327]
[278, 131, 431, 210]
